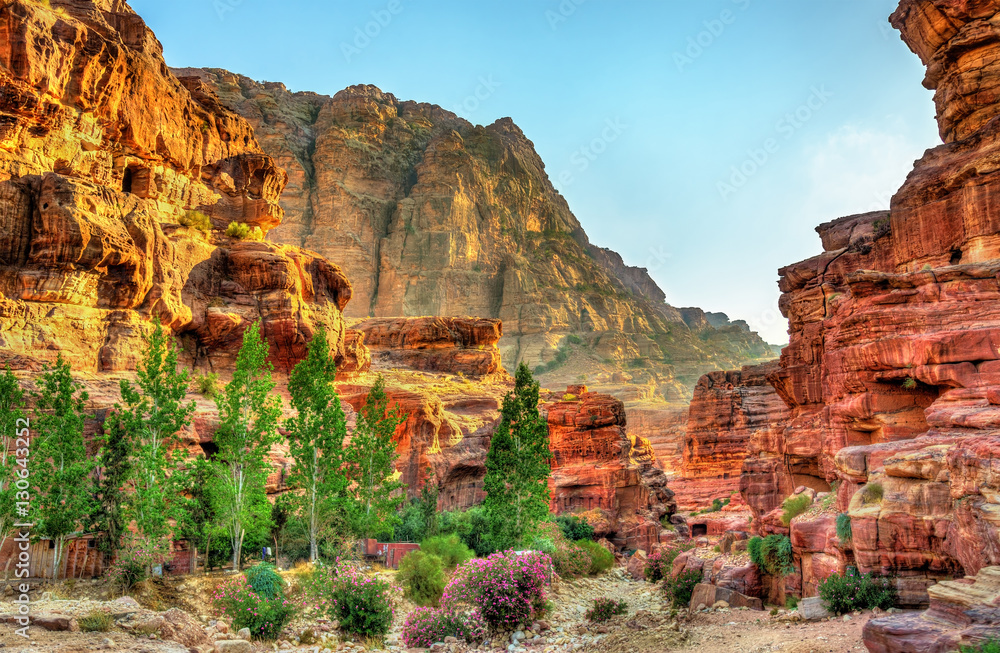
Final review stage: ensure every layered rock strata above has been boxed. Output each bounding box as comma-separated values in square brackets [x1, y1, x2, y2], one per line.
[545, 386, 676, 551]
[0, 0, 352, 373]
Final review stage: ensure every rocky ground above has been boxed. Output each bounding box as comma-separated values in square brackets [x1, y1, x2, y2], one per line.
[0, 566, 874, 653]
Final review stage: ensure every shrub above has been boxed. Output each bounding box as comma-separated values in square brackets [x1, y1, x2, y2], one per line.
[442, 550, 550, 631]
[421, 534, 473, 569]
[861, 482, 884, 504]
[645, 543, 694, 582]
[585, 597, 627, 622]
[747, 534, 794, 576]
[397, 551, 446, 607]
[664, 568, 703, 607]
[576, 540, 614, 575]
[192, 372, 220, 398]
[245, 562, 283, 599]
[212, 575, 296, 640]
[106, 539, 168, 593]
[226, 222, 265, 241]
[79, 610, 114, 633]
[785, 595, 799, 610]
[179, 209, 212, 233]
[439, 506, 493, 556]
[836, 513, 852, 544]
[962, 639, 1000, 653]
[526, 535, 556, 555]
[565, 334, 584, 346]
[537, 522, 591, 578]
[401, 607, 487, 648]
[781, 494, 813, 526]
[302, 562, 397, 637]
[818, 567, 896, 615]
[902, 377, 917, 390]
[555, 514, 595, 541]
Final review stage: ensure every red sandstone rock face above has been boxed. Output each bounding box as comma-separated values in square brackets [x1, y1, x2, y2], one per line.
[545, 387, 676, 551]
[678, 362, 787, 510]
[354, 316, 503, 377]
[0, 0, 350, 374]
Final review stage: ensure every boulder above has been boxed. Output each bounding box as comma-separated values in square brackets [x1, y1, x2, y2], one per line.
[797, 597, 832, 621]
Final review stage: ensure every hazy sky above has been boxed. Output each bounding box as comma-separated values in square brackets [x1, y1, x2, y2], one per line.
[130, 0, 940, 344]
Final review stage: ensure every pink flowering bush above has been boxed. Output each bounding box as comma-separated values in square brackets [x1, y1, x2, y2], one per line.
[442, 550, 550, 631]
[401, 607, 487, 647]
[106, 539, 169, 593]
[212, 574, 296, 640]
[302, 561, 399, 637]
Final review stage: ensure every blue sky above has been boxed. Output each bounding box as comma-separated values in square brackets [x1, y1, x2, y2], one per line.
[130, 0, 939, 344]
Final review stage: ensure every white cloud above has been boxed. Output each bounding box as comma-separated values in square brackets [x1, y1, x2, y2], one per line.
[799, 122, 923, 221]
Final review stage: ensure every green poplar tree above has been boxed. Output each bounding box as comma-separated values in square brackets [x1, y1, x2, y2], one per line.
[91, 415, 131, 561]
[32, 355, 95, 578]
[344, 375, 406, 539]
[209, 321, 281, 570]
[0, 367, 25, 554]
[483, 362, 552, 551]
[118, 320, 196, 543]
[285, 328, 349, 561]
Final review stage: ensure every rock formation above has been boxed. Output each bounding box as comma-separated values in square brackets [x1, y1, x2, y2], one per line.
[0, 0, 352, 374]
[675, 0, 1000, 622]
[177, 68, 776, 404]
[545, 386, 675, 550]
[675, 362, 787, 510]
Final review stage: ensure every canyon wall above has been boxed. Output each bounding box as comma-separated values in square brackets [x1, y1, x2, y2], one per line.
[674, 0, 1000, 633]
[0, 0, 353, 374]
[180, 68, 775, 404]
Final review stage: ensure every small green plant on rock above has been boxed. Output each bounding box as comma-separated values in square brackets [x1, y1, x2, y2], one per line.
[79, 610, 113, 633]
[179, 209, 212, 233]
[902, 377, 918, 390]
[861, 482, 884, 505]
[781, 493, 812, 526]
[225, 221, 265, 241]
[961, 638, 1000, 653]
[818, 567, 896, 615]
[836, 513, 852, 544]
[747, 534, 794, 576]
[192, 372, 220, 398]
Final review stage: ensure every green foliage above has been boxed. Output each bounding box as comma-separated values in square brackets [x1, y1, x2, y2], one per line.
[555, 514, 595, 541]
[576, 540, 614, 574]
[397, 551, 446, 606]
[343, 375, 407, 539]
[785, 595, 799, 610]
[439, 506, 492, 556]
[225, 221, 265, 240]
[861, 482, 884, 504]
[192, 372, 220, 398]
[245, 562, 283, 599]
[484, 363, 551, 550]
[179, 209, 212, 233]
[961, 639, 1000, 653]
[873, 217, 891, 240]
[214, 573, 296, 640]
[32, 355, 94, 577]
[0, 367, 26, 553]
[902, 377, 917, 390]
[420, 534, 473, 569]
[747, 534, 794, 576]
[692, 497, 730, 516]
[836, 513, 852, 544]
[533, 344, 572, 376]
[819, 567, 897, 615]
[419, 470, 440, 540]
[90, 416, 131, 561]
[305, 564, 396, 637]
[285, 328, 349, 561]
[664, 568, 703, 607]
[78, 610, 113, 633]
[585, 597, 627, 622]
[645, 543, 694, 582]
[118, 320, 195, 544]
[393, 499, 427, 543]
[565, 334, 584, 346]
[538, 522, 591, 578]
[208, 321, 282, 569]
[781, 494, 813, 526]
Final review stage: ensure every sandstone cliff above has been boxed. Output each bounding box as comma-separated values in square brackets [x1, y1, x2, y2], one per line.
[678, 0, 1000, 630]
[0, 0, 352, 374]
[176, 68, 776, 404]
